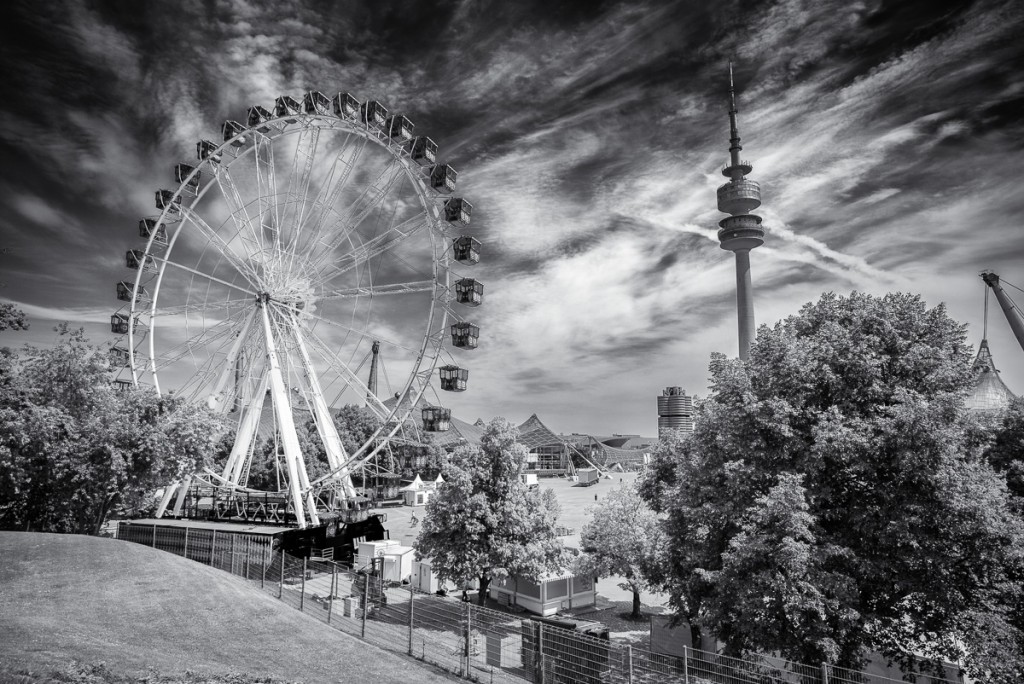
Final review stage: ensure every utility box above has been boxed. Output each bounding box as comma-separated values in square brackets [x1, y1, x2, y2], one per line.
[380, 544, 414, 583]
[355, 539, 398, 572]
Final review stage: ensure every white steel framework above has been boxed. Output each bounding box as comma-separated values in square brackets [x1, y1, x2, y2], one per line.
[112, 96, 479, 527]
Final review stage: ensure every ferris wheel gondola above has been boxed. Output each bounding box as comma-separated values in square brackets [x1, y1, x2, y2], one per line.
[110, 90, 483, 528]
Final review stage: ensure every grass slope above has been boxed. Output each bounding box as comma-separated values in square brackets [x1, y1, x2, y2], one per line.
[0, 532, 455, 683]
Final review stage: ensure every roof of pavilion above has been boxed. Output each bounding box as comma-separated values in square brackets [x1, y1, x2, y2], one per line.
[516, 414, 566, 450]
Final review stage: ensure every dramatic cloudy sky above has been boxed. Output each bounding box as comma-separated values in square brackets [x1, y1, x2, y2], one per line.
[1, 0, 1022, 436]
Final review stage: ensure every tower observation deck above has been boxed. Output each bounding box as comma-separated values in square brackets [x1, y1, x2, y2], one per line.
[717, 63, 765, 360]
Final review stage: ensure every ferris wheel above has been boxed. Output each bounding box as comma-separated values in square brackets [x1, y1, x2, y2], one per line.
[109, 92, 483, 528]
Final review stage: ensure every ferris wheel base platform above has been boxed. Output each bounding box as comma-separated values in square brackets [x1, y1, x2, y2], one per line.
[115, 514, 389, 568]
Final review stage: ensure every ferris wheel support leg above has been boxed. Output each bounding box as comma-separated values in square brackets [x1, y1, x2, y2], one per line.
[288, 313, 357, 499]
[207, 308, 257, 413]
[223, 371, 269, 485]
[259, 300, 311, 528]
[155, 482, 178, 518]
[172, 474, 193, 517]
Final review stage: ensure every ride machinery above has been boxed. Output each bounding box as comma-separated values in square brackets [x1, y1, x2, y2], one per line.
[110, 91, 483, 528]
[981, 272, 1024, 356]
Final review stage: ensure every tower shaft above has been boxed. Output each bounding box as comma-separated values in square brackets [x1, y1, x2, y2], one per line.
[734, 249, 755, 360]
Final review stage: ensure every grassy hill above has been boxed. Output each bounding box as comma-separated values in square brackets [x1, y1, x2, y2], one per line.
[0, 532, 455, 683]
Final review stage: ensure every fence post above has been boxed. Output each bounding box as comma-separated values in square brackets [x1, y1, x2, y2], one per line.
[184, 527, 189, 559]
[152, 525, 156, 548]
[361, 573, 370, 638]
[261, 543, 267, 590]
[408, 584, 415, 656]
[300, 557, 307, 611]
[821, 662, 830, 684]
[627, 645, 634, 684]
[682, 645, 689, 683]
[210, 530, 217, 567]
[328, 565, 336, 624]
[537, 623, 545, 684]
[464, 602, 473, 678]
[278, 552, 285, 599]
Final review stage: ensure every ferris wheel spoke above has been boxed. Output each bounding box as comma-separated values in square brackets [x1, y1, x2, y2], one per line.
[149, 297, 249, 321]
[150, 320, 243, 378]
[156, 255, 257, 297]
[179, 207, 263, 286]
[281, 125, 320, 252]
[313, 212, 430, 284]
[293, 306, 418, 355]
[312, 157, 408, 262]
[212, 164, 265, 260]
[170, 323, 263, 404]
[318, 279, 435, 300]
[149, 306, 251, 364]
[300, 135, 367, 254]
[253, 132, 281, 251]
[301, 323, 394, 420]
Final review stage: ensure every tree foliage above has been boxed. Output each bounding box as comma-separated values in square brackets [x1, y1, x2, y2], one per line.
[577, 482, 662, 618]
[640, 292, 1024, 679]
[0, 302, 28, 332]
[0, 325, 222, 534]
[986, 396, 1024, 502]
[416, 417, 566, 604]
[332, 404, 379, 455]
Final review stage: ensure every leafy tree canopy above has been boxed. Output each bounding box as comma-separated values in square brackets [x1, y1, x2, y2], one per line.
[577, 481, 662, 618]
[0, 325, 223, 534]
[640, 292, 1024, 680]
[416, 417, 566, 604]
[0, 302, 28, 332]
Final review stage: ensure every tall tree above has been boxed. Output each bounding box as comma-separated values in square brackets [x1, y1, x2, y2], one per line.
[577, 482, 662, 618]
[641, 292, 1024, 678]
[416, 418, 567, 604]
[0, 325, 222, 534]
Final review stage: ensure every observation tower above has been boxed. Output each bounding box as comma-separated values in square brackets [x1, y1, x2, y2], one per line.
[717, 63, 765, 361]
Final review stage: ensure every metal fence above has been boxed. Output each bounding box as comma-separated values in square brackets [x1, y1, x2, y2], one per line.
[118, 525, 961, 684]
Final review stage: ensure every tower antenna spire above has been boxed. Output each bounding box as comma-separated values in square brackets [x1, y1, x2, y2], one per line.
[727, 61, 743, 177]
[716, 61, 765, 361]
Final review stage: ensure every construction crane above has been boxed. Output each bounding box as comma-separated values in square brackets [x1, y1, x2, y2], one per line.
[981, 272, 1024, 355]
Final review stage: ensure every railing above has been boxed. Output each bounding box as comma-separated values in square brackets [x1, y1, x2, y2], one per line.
[118, 526, 963, 684]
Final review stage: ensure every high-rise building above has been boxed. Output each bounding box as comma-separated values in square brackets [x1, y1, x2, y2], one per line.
[657, 386, 693, 438]
[716, 63, 765, 361]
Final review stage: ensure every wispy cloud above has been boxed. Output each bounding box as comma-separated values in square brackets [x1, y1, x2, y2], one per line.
[1, 0, 1022, 434]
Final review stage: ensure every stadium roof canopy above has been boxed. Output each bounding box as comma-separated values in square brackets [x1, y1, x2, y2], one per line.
[966, 340, 1017, 413]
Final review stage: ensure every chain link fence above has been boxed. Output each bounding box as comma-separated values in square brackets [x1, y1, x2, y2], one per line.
[117, 523, 962, 684]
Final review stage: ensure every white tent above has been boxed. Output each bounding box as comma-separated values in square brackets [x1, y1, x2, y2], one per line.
[400, 474, 432, 506]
